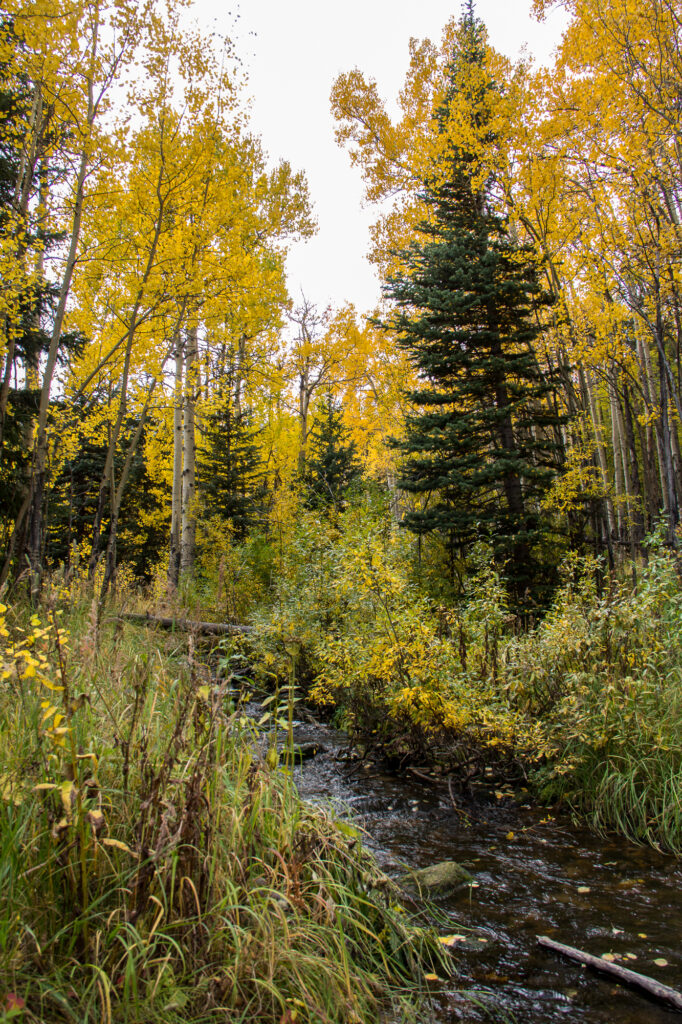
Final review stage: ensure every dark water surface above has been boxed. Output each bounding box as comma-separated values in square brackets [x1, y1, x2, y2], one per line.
[290, 717, 682, 1023]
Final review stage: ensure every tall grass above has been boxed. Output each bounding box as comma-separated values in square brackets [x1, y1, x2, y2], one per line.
[0, 591, 448, 1022]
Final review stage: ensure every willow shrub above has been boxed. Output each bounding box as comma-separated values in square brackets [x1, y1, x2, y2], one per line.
[506, 542, 682, 852]
[0, 591, 449, 1023]
[240, 500, 682, 851]
[242, 497, 532, 766]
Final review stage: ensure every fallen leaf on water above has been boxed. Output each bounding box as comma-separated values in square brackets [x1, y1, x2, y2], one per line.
[506, 831, 515, 840]
[438, 934, 467, 946]
[577, 886, 591, 893]
[477, 937, 488, 943]
[638, 932, 647, 938]
[424, 974, 440, 982]
[601, 953, 616, 962]
[611, 928, 623, 935]
[625, 953, 637, 960]
[654, 958, 669, 967]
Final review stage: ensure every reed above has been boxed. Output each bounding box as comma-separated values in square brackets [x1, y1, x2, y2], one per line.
[0, 593, 448, 1022]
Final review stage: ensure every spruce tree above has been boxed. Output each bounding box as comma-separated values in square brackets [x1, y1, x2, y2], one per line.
[302, 393, 361, 511]
[385, 4, 565, 603]
[198, 401, 266, 541]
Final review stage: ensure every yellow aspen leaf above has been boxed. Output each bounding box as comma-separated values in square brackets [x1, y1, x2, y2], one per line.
[102, 839, 138, 858]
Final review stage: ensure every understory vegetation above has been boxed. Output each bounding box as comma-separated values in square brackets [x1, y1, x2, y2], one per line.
[214, 495, 682, 856]
[0, 587, 449, 1022]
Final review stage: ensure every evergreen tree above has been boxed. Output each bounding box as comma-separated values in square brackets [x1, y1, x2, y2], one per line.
[385, 5, 565, 603]
[198, 401, 266, 541]
[46, 409, 167, 580]
[302, 393, 361, 511]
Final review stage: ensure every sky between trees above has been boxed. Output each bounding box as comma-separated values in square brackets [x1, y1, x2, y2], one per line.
[191, 0, 569, 316]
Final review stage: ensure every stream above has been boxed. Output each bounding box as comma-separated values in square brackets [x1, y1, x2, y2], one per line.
[288, 714, 682, 1023]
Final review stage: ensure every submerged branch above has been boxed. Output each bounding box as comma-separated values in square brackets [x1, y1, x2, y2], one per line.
[537, 935, 682, 1011]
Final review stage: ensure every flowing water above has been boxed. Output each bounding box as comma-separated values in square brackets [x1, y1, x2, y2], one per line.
[288, 715, 682, 1023]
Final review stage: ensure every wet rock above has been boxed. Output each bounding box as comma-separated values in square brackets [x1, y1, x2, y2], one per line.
[405, 860, 475, 895]
[292, 742, 325, 762]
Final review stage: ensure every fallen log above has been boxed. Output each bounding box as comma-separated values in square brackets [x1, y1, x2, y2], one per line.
[117, 612, 253, 635]
[538, 935, 682, 1011]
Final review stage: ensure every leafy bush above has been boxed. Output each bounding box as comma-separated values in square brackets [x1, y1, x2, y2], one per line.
[240, 497, 530, 766]
[506, 543, 682, 851]
[234, 500, 682, 852]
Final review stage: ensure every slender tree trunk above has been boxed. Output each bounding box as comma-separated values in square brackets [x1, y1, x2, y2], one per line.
[100, 378, 157, 605]
[23, 16, 100, 594]
[168, 337, 184, 589]
[609, 373, 626, 547]
[386, 470, 400, 524]
[298, 363, 311, 475]
[583, 368, 617, 540]
[88, 162, 169, 579]
[0, 338, 16, 460]
[621, 386, 646, 546]
[657, 339, 679, 543]
[181, 325, 198, 574]
[636, 334, 664, 522]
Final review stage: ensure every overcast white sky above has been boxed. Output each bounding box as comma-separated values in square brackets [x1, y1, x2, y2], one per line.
[192, 0, 569, 315]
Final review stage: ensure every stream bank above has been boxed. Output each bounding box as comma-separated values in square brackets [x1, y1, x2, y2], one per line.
[288, 713, 682, 1024]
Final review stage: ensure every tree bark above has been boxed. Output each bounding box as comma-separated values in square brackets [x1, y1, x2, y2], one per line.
[24, 16, 100, 594]
[168, 337, 184, 589]
[99, 377, 158, 605]
[181, 324, 198, 574]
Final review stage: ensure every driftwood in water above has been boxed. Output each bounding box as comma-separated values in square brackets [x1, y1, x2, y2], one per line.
[538, 935, 682, 1011]
[118, 612, 253, 635]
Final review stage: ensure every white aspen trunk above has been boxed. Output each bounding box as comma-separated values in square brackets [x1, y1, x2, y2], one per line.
[298, 363, 311, 475]
[181, 325, 198, 574]
[638, 333, 671, 518]
[386, 469, 400, 525]
[234, 333, 247, 416]
[100, 377, 158, 605]
[585, 370, 617, 537]
[670, 420, 682, 509]
[168, 337, 184, 589]
[609, 376, 625, 546]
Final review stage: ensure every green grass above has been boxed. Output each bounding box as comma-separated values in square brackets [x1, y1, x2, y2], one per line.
[0, 591, 450, 1023]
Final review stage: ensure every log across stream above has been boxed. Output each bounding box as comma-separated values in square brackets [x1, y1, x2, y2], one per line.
[285, 713, 682, 1024]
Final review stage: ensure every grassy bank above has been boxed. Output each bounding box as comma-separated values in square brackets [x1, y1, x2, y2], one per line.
[0, 586, 448, 1023]
[227, 500, 682, 855]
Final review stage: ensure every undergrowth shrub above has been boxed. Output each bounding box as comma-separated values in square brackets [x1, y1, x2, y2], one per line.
[0, 592, 449, 1022]
[240, 499, 532, 766]
[506, 543, 682, 851]
[234, 499, 682, 852]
